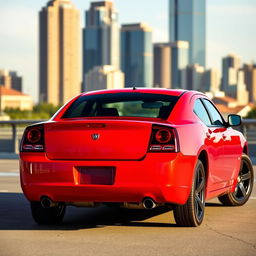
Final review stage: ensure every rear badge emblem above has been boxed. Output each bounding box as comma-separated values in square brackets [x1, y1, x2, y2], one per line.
[91, 134, 100, 140]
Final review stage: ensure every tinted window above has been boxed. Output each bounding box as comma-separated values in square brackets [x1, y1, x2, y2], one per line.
[202, 99, 224, 126]
[194, 99, 211, 126]
[62, 93, 179, 119]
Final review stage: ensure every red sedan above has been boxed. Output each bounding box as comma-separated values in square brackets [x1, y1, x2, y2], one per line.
[20, 88, 254, 227]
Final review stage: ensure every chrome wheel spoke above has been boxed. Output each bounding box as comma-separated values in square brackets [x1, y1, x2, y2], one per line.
[241, 172, 251, 182]
[196, 178, 205, 193]
[195, 194, 204, 211]
[238, 182, 247, 198]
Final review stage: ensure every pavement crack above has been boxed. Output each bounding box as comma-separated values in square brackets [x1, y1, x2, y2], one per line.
[205, 223, 256, 250]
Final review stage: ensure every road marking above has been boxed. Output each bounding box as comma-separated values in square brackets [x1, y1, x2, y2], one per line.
[0, 172, 19, 177]
[0, 190, 9, 192]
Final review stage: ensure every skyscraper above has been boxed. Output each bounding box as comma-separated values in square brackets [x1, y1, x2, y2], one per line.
[85, 65, 124, 92]
[153, 43, 171, 89]
[83, 1, 120, 90]
[121, 23, 153, 88]
[221, 54, 241, 92]
[221, 54, 249, 105]
[169, 0, 206, 66]
[186, 64, 205, 91]
[39, 0, 81, 105]
[242, 64, 256, 103]
[204, 68, 221, 93]
[170, 41, 189, 89]
[0, 70, 22, 92]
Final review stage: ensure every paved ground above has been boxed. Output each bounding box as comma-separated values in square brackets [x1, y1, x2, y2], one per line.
[0, 159, 255, 256]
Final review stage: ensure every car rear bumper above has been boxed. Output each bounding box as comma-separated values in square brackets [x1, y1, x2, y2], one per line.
[20, 152, 197, 205]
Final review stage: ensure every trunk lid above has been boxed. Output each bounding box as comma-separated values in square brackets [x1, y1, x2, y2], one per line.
[44, 120, 153, 160]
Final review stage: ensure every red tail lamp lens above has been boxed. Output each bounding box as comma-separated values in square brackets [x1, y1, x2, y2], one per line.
[27, 128, 41, 143]
[155, 129, 172, 143]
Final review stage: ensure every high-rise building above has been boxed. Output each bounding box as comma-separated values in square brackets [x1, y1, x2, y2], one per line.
[243, 63, 256, 103]
[204, 68, 221, 93]
[221, 54, 241, 92]
[236, 70, 249, 106]
[121, 23, 153, 88]
[186, 64, 205, 91]
[0, 70, 22, 92]
[169, 0, 206, 66]
[170, 41, 189, 89]
[153, 43, 171, 89]
[83, 1, 120, 90]
[85, 65, 124, 92]
[39, 0, 81, 105]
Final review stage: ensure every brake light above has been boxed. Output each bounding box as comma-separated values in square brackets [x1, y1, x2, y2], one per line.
[148, 125, 179, 152]
[20, 125, 45, 152]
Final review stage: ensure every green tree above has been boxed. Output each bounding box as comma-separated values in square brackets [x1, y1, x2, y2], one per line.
[246, 106, 256, 118]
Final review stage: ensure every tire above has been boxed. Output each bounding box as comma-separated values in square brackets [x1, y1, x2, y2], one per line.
[218, 154, 254, 206]
[31, 201, 66, 225]
[173, 160, 206, 227]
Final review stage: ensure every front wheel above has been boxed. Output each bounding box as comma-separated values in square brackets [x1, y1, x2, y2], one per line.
[218, 154, 254, 206]
[30, 202, 66, 225]
[173, 160, 206, 227]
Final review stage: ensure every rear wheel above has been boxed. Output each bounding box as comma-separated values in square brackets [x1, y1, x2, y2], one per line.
[173, 160, 206, 227]
[218, 154, 254, 206]
[31, 202, 66, 225]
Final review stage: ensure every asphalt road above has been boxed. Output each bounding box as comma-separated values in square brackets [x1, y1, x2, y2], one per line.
[0, 160, 255, 256]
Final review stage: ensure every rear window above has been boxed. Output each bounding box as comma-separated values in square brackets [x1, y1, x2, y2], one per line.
[62, 93, 179, 119]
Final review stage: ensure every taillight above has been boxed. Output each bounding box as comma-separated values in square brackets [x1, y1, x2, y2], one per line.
[148, 125, 179, 152]
[20, 125, 45, 152]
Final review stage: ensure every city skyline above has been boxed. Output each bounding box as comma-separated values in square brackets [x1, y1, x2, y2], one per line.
[0, 0, 256, 102]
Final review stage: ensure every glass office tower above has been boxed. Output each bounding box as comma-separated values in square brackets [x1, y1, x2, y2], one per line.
[169, 0, 206, 67]
[121, 23, 153, 88]
[83, 1, 120, 90]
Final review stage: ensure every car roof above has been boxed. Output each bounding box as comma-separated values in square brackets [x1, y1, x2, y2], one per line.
[81, 88, 188, 97]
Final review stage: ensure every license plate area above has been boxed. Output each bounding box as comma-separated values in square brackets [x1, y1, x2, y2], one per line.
[76, 167, 116, 185]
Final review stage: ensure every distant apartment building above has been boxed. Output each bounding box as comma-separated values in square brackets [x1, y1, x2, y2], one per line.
[39, 0, 81, 105]
[170, 41, 189, 89]
[186, 64, 205, 91]
[242, 63, 256, 103]
[221, 54, 249, 105]
[0, 86, 33, 111]
[221, 54, 241, 92]
[204, 68, 221, 93]
[121, 23, 153, 88]
[0, 70, 22, 92]
[83, 1, 120, 91]
[85, 65, 124, 92]
[169, 0, 206, 66]
[153, 43, 171, 89]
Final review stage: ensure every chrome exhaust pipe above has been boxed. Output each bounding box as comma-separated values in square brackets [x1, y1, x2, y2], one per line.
[142, 198, 156, 209]
[41, 196, 57, 208]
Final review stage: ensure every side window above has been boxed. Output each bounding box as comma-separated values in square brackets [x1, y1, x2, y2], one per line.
[193, 99, 212, 126]
[202, 99, 224, 126]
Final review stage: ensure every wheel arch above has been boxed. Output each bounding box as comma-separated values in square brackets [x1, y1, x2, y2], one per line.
[198, 150, 209, 187]
[243, 144, 248, 155]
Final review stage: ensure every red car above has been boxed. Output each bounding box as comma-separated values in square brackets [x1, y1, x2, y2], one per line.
[20, 88, 254, 227]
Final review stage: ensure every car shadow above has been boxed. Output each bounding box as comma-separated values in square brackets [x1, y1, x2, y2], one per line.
[0, 193, 176, 230]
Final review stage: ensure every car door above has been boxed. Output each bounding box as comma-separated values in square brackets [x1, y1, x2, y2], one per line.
[193, 98, 224, 189]
[202, 99, 236, 185]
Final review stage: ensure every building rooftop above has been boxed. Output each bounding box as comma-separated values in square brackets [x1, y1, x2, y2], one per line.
[121, 23, 152, 32]
[0, 86, 27, 96]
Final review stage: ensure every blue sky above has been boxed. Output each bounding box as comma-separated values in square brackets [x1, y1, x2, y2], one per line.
[0, 0, 255, 102]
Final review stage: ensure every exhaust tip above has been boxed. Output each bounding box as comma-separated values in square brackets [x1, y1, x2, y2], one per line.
[41, 196, 55, 208]
[142, 198, 156, 209]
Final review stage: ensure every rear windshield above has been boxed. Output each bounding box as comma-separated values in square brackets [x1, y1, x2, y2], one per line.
[62, 93, 178, 119]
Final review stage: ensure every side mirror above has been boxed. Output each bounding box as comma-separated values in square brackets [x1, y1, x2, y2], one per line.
[228, 114, 241, 127]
